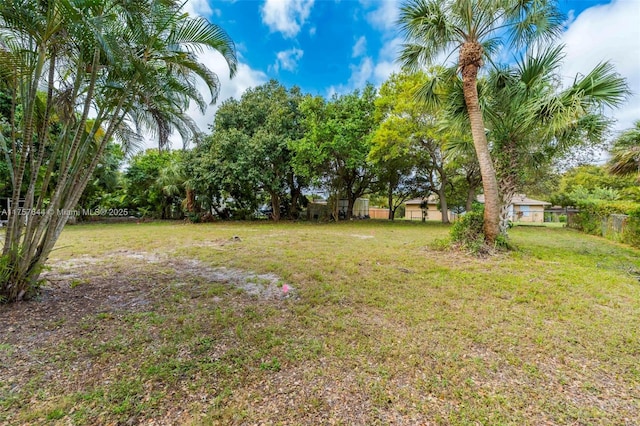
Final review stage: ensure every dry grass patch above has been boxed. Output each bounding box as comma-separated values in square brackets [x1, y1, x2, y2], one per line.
[1, 221, 639, 424]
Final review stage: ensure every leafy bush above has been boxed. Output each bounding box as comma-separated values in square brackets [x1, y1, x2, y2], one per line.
[570, 199, 640, 248]
[571, 199, 640, 234]
[450, 203, 511, 254]
[621, 217, 640, 247]
[451, 203, 485, 245]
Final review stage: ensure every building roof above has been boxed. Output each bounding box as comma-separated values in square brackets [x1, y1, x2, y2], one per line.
[404, 195, 439, 205]
[476, 194, 551, 206]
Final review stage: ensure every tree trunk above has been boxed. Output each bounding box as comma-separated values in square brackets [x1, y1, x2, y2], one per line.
[438, 188, 450, 224]
[460, 41, 500, 243]
[388, 184, 394, 220]
[466, 188, 476, 212]
[499, 191, 515, 234]
[185, 188, 197, 213]
[270, 192, 281, 222]
[288, 173, 301, 220]
[496, 140, 519, 235]
[346, 196, 354, 220]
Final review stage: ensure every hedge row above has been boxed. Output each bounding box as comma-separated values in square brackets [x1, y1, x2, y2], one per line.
[569, 199, 640, 247]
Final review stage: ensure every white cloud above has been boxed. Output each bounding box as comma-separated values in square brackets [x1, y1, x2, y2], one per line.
[378, 36, 402, 61]
[326, 56, 374, 97]
[162, 53, 266, 150]
[364, 0, 400, 31]
[145, 1, 268, 149]
[561, 0, 640, 133]
[352, 36, 367, 58]
[350, 2, 404, 90]
[373, 36, 403, 82]
[331, 36, 403, 97]
[562, 9, 576, 28]
[373, 60, 397, 83]
[261, 0, 315, 39]
[272, 48, 304, 73]
[348, 56, 374, 88]
[187, 53, 267, 132]
[184, 0, 214, 17]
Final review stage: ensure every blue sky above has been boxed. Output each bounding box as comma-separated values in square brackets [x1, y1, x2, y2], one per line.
[181, 0, 640, 141]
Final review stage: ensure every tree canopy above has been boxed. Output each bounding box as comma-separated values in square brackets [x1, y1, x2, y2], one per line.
[0, 0, 237, 302]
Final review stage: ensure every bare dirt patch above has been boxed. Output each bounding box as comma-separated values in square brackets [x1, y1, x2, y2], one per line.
[2, 251, 294, 341]
[0, 251, 298, 424]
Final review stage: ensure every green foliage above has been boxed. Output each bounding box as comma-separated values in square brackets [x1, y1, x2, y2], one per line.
[621, 217, 640, 248]
[0, 254, 12, 303]
[0, 0, 237, 302]
[188, 80, 307, 220]
[450, 204, 485, 250]
[450, 203, 510, 254]
[571, 199, 640, 235]
[370, 70, 450, 218]
[124, 150, 186, 219]
[553, 163, 640, 247]
[292, 84, 378, 219]
[77, 143, 126, 214]
[556, 165, 634, 198]
[608, 120, 640, 178]
[259, 357, 281, 372]
[398, 0, 566, 242]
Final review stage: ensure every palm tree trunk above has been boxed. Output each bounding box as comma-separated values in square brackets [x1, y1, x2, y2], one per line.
[497, 141, 519, 235]
[460, 41, 500, 243]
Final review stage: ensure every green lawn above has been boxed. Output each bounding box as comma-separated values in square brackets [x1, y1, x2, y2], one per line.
[1, 220, 639, 425]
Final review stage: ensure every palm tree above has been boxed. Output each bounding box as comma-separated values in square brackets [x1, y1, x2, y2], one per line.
[398, 0, 563, 242]
[482, 46, 628, 231]
[428, 46, 628, 232]
[0, 0, 237, 302]
[608, 122, 640, 179]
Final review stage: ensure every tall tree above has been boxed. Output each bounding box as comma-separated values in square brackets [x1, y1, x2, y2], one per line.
[294, 85, 378, 220]
[398, 0, 563, 241]
[124, 150, 185, 219]
[76, 142, 126, 214]
[190, 80, 307, 221]
[483, 47, 628, 230]
[0, 0, 236, 302]
[371, 71, 455, 222]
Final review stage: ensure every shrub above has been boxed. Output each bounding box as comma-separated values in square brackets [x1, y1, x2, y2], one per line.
[450, 204, 499, 254]
[572, 199, 640, 235]
[621, 217, 640, 247]
[450, 203, 512, 254]
[570, 200, 640, 248]
[451, 204, 485, 245]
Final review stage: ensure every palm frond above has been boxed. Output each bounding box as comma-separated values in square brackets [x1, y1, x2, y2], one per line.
[168, 16, 237, 77]
[570, 61, 630, 109]
[505, 0, 565, 50]
[398, 0, 460, 69]
[608, 121, 640, 177]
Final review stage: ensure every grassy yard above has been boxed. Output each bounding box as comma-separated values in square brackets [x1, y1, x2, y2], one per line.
[1, 220, 639, 425]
